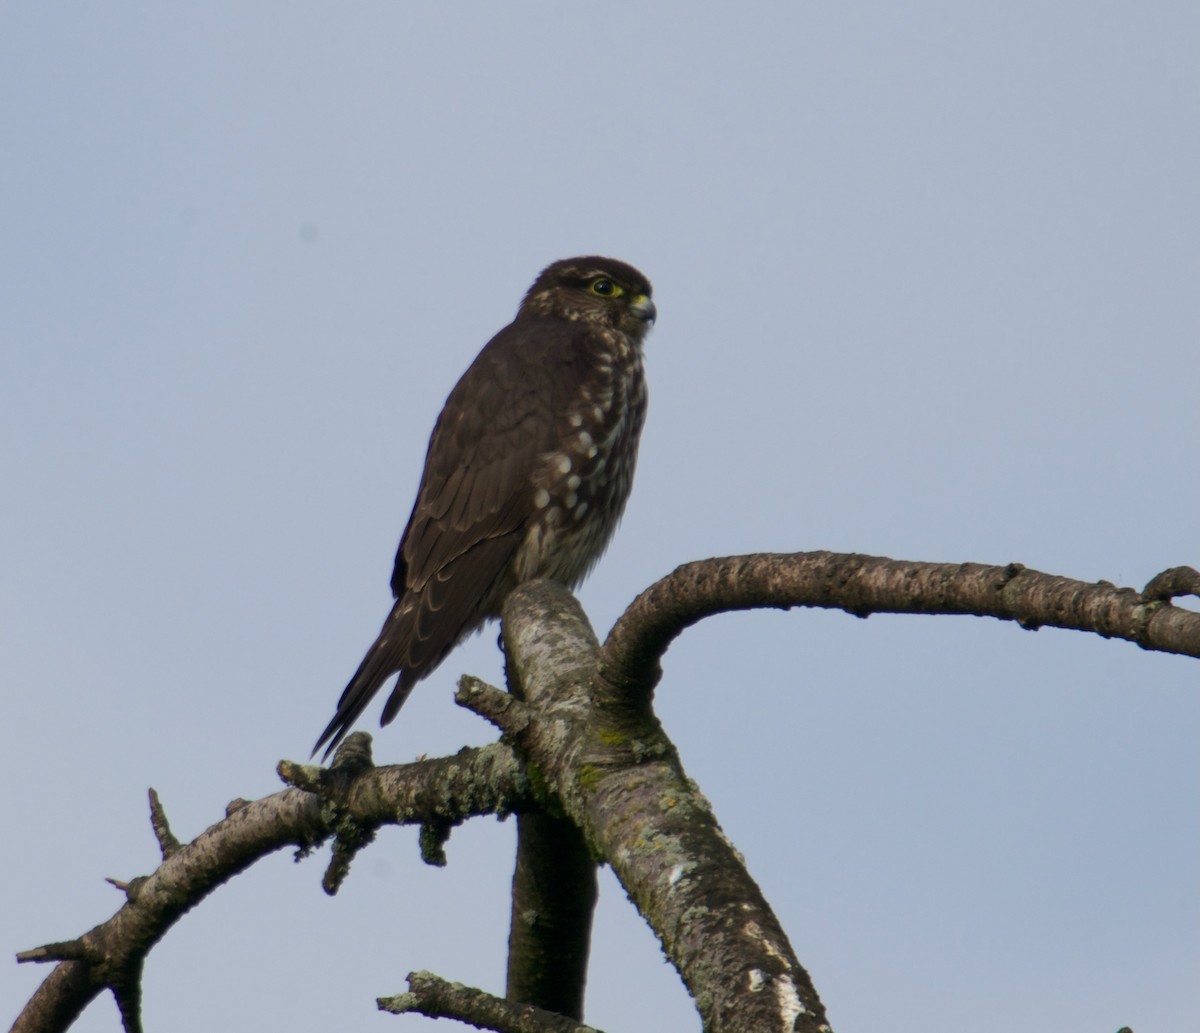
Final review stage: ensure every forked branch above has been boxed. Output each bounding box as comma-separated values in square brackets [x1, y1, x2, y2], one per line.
[14, 552, 1194, 1033]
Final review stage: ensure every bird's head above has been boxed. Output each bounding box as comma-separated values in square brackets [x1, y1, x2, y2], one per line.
[520, 256, 656, 338]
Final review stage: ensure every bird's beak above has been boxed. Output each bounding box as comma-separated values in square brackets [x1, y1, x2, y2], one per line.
[631, 293, 657, 324]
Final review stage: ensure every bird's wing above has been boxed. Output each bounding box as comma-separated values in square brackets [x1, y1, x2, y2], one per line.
[379, 532, 523, 724]
[314, 321, 593, 759]
[393, 318, 591, 595]
[316, 531, 521, 757]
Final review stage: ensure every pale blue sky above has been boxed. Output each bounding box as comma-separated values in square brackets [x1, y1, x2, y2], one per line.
[3, 4, 1197, 1032]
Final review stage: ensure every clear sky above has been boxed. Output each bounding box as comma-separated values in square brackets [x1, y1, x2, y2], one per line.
[3, 4, 1197, 1032]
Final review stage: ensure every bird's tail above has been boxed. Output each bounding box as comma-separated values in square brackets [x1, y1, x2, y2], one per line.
[312, 601, 415, 761]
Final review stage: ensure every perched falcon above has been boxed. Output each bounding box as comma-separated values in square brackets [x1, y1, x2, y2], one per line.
[314, 257, 655, 758]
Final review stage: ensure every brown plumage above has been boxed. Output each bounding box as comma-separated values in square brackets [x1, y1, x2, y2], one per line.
[314, 257, 655, 758]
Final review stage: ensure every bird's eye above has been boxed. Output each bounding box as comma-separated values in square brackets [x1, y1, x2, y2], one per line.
[589, 278, 623, 298]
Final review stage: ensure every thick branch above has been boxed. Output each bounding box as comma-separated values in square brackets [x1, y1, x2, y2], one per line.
[500, 581, 828, 1033]
[505, 813, 597, 1019]
[600, 553, 1200, 701]
[13, 743, 530, 1033]
[501, 643, 598, 1019]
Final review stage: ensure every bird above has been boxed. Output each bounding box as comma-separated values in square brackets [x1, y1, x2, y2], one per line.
[314, 256, 656, 759]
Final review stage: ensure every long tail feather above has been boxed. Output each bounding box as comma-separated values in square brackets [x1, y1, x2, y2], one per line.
[312, 604, 411, 760]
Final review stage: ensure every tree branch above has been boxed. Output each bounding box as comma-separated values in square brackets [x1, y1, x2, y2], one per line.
[13, 743, 531, 1033]
[501, 581, 830, 1033]
[499, 642, 598, 1019]
[380, 970, 605, 1032]
[16, 552, 1191, 1032]
[599, 552, 1200, 702]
